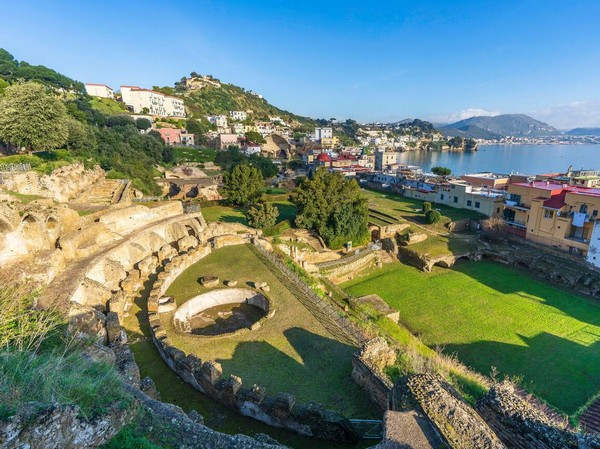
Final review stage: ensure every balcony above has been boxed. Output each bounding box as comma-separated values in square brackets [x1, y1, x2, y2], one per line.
[566, 235, 589, 244]
[504, 200, 529, 211]
[505, 219, 526, 228]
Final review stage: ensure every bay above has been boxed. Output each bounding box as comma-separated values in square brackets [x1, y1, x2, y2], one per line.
[393, 144, 600, 176]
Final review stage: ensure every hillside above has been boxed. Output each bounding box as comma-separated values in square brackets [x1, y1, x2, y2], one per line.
[442, 113, 559, 137]
[0, 49, 83, 92]
[442, 124, 501, 140]
[158, 75, 316, 130]
[566, 127, 600, 136]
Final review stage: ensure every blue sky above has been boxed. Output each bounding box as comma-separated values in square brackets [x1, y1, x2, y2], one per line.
[1, 0, 600, 128]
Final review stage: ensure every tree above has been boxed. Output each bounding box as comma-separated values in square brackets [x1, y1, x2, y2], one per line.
[425, 209, 442, 224]
[293, 169, 369, 248]
[431, 166, 451, 176]
[135, 118, 152, 131]
[245, 130, 266, 144]
[0, 81, 69, 152]
[106, 115, 136, 128]
[223, 164, 264, 206]
[246, 201, 279, 228]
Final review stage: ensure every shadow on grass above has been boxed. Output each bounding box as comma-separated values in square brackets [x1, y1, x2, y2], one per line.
[215, 327, 378, 417]
[441, 332, 600, 415]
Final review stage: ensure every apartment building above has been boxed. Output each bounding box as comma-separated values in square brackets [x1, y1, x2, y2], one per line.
[85, 83, 115, 99]
[229, 110, 247, 121]
[313, 127, 333, 142]
[504, 181, 600, 265]
[375, 150, 401, 170]
[207, 115, 228, 128]
[461, 173, 509, 189]
[120, 86, 185, 117]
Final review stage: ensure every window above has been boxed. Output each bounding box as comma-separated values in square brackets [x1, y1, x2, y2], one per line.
[467, 200, 472, 207]
[544, 209, 554, 219]
[454, 196, 458, 203]
[580, 204, 589, 214]
[440, 194, 444, 200]
[475, 201, 481, 208]
[451, 185, 456, 189]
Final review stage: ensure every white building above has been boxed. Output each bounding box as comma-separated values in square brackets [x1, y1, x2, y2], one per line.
[208, 115, 228, 128]
[85, 83, 115, 99]
[120, 86, 185, 117]
[313, 127, 333, 142]
[587, 221, 600, 268]
[229, 111, 247, 121]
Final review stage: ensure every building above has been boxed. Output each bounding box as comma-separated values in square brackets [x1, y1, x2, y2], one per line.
[120, 86, 185, 117]
[157, 128, 193, 146]
[313, 127, 333, 142]
[85, 83, 115, 99]
[207, 115, 228, 128]
[321, 136, 340, 149]
[438, 181, 505, 217]
[461, 173, 509, 189]
[231, 123, 245, 136]
[229, 110, 247, 121]
[504, 181, 600, 265]
[216, 133, 239, 150]
[256, 122, 275, 137]
[375, 151, 402, 171]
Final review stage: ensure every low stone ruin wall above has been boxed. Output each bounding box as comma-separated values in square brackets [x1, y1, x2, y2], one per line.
[351, 338, 395, 410]
[172, 288, 271, 334]
[478, 381, 600, 449]
[144, 241, 359, 442]
[395, 373, 507, 449]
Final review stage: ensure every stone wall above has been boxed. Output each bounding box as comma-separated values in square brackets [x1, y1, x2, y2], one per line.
[1, 162, 104, 203]
[477, 381, 600, 449]
[351, 338, 395, 410]
[395, 373, 507, 449]
[144, 243, 359, 443]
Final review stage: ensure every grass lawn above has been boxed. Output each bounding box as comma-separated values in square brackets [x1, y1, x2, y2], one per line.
[342, 260, 600, 415]
[163, 244, 378, 418]
[123, 275, 368, 449]
[173, 147, 217, 164]
[89, 97, 128, 115]
[361, 188, 484, 229]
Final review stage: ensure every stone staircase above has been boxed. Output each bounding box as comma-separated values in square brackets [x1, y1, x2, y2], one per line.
[580, 398, 600, 434]
[71, 179, 130, 207]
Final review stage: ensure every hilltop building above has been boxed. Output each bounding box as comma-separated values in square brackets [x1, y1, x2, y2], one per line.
[120, 86, 185, 117]
[157, 128, 195, 146]
[207, 115, 228, 129]
[85, 83, 115, 99]
[312, 127, 333, 142]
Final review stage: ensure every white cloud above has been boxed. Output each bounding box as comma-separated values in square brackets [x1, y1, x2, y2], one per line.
[428, 108, 501, 124]
[530, 101, 600, 130]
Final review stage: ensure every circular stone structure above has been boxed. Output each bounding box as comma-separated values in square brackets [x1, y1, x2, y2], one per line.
[173, 288, 271, 336]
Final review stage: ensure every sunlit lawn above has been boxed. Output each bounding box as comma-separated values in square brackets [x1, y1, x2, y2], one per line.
[342, 260, 600, 414]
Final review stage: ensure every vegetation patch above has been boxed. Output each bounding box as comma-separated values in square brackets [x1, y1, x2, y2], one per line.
[343, 260, 600, 414]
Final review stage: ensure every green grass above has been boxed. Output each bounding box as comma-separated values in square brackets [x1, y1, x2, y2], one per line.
[163, 245, 377, 418]
[201, 205, 248, 224]
[342, 260, 600, 415]
[361, 188, 484, 228]
[124, 254, 375, 449]
[4, 190, 43, 204]
[173, 147, 217, 164]
[89, 97, 129, 115]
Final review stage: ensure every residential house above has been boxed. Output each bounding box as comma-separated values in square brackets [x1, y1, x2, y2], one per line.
[321, 136, 340, 149]
[375, 150, 402, 171]
[85, 83, 115, 99]
[229, 110, 247, 121]
[207, 115, 228, 129]
[120, 86, 185, 117]
[256, 122, 275, 137]
[313, 127, 333, 142]
[504, 181, 600, 264]
[231, 123, 245, 136]
[461, 173, 509, 189]
[216, 133, 239, 150]
[157, 128, 182, 146]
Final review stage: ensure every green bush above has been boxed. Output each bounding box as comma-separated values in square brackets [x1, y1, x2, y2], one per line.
[425, 209, 442, 224]
[423, 201, 432, 213]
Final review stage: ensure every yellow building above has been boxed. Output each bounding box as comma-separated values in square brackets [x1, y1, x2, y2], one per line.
[504, 181, 600, 261]
[321, 136, 340, 149]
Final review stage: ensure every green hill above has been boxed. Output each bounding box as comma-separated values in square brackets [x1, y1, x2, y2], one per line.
[158, 75, 316, 130]
[0, 49, 83, 92]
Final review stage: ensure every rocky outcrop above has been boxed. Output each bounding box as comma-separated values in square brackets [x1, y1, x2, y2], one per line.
[0, 401, 135, 449]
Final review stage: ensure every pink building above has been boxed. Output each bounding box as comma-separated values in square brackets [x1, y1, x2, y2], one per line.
[158, 128, 182, 145]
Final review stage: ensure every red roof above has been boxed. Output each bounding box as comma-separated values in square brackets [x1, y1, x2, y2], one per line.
[543, 191, 567, 209]
[316, 153, 331, 162]
[512, 181, 566, 191]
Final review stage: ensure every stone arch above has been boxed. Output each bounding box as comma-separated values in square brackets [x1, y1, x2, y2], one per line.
[514, 260, 530, 270]
[434, 260, 452, 268]
[20, 214, 39, 243]
[46, 216, 59, 230]
[185, 225, 197, 238]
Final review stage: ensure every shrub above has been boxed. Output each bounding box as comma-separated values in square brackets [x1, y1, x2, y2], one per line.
[425, 209, 442, 224]
[423, 201, 432, 213]
[246, 201, 279, 228]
